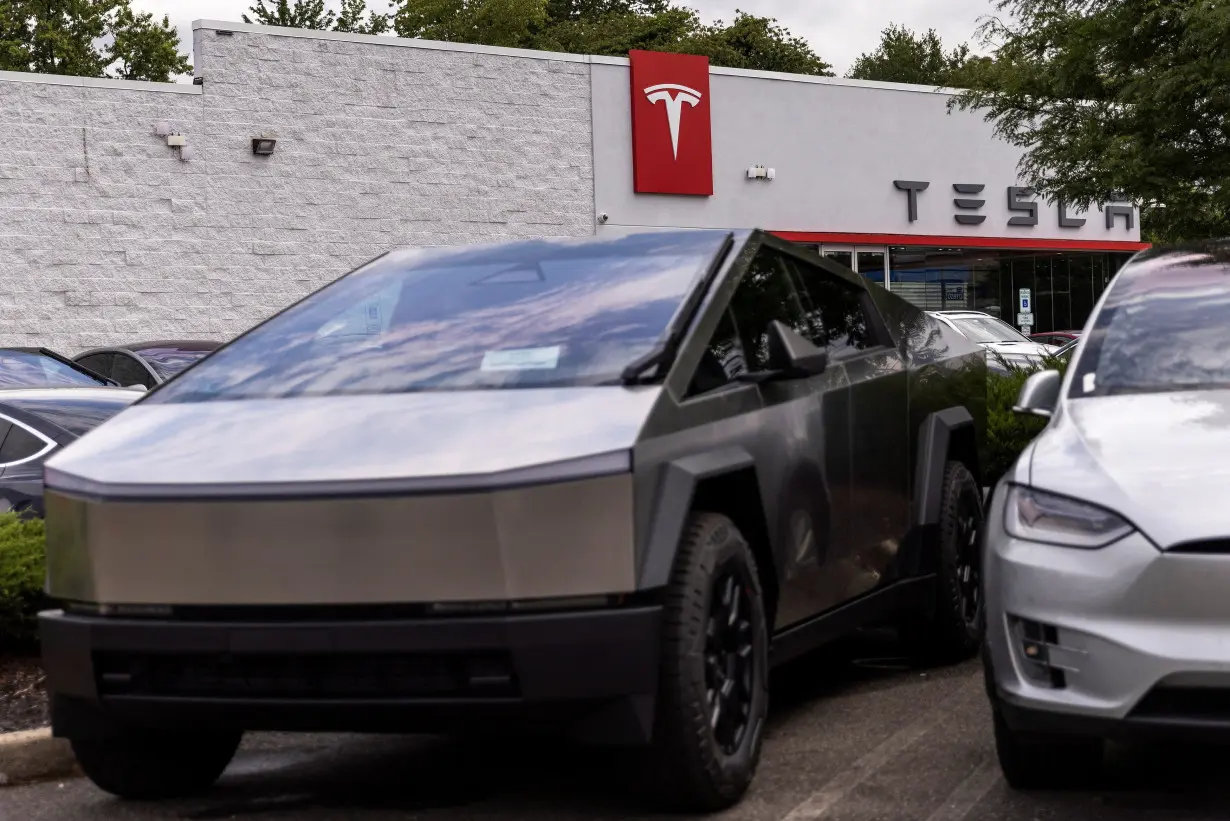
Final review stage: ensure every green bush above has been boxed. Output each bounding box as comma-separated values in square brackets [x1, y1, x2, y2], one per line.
[984, 352, 1070, 486]
[0, 512, 47, 651]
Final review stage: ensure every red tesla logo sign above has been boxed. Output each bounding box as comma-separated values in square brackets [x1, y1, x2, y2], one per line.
[629, 50, 713, 196]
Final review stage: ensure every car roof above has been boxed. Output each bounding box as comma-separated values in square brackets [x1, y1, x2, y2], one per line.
[0, 387, 138, 402]
[124, 340, 222, 352]
[78, 340, 222, 356]
[1109, 241, 1230, 297]
[928, 310, 997, 318]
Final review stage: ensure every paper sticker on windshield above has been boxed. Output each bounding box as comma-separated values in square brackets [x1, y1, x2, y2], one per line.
[481, 346, 561, 371]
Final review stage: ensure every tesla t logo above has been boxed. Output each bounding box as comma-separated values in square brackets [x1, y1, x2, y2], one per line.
[644, 83, 702, 160]
[629, 50, 713, 196]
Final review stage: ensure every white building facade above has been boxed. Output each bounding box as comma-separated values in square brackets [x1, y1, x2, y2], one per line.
[0, 20, 1145, 351]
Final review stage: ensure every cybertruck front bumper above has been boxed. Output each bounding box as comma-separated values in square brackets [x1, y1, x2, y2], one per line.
[983, 482, 1230, 740]
[41, 601, 663, 744]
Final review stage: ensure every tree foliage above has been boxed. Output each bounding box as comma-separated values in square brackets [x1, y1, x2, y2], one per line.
[847, 24, 974, 87]
[0, 0, 190, 82]
[952, 0, 1230, 244]
[244, 0, 390, 35]
[390, 0, 832, 74]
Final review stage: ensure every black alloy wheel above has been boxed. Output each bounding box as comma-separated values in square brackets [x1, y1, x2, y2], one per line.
[955, 506, 982, 631]
[705, 564, 757, 756]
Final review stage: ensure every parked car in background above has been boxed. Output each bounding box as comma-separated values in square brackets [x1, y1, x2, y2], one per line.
[39, 230, 989, 811]
[928, 310, 1052, 372]
[983, 242, 1230, 789]
[1029, 330, 1081, 347]
[0, 347, 124, 389]
[0, 388, 141, 516]
[73, 340, 221, 388]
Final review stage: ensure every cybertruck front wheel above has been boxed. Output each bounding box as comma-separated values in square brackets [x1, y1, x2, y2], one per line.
[648, 512, 769, 811]
[902, 461, 984, 663]
[72, 728, 242, 799]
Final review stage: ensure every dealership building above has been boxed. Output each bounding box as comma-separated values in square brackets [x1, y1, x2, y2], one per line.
[0, 20, 1147, 350]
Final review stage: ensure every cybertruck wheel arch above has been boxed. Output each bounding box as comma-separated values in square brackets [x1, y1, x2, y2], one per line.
[913, 407, 976, 529]
[637, 447, 759, 592]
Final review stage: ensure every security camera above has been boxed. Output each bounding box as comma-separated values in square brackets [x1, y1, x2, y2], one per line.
[597, 213, 609, 224]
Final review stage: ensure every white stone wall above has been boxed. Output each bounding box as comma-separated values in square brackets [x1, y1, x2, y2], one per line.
[0, 24, 596, 351]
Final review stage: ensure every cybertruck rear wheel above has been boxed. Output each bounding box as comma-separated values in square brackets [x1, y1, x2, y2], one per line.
[72, 728, 242, 799]
[902, 461, 984, 664]
[648, 511, 769, 811]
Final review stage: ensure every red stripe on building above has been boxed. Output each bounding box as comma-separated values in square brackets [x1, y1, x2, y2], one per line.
[772, 231, 1151, 252]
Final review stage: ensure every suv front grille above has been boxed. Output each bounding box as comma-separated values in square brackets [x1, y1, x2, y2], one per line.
[94, 652, 518, 700]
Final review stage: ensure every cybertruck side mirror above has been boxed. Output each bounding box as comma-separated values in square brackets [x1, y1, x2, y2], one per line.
[738, 320, 828, 384]
[1013, 369, 1061, 419]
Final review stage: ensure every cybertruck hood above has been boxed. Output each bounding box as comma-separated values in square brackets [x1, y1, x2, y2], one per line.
[45, 386, 662, 498]
[1029, 390, 1230, 549]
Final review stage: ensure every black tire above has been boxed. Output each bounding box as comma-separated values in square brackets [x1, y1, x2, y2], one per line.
[71, 728, 242, 800]
[902, 461, 984, 664]
[648, 511, 770, 812]
[992, 708, 1103, 789]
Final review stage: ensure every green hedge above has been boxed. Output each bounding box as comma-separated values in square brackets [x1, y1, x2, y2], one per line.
[984, 353, 1070, 486]
[0, 512, 46, 651]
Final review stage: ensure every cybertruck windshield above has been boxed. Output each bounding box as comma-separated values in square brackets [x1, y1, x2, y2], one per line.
[148, 231, 726, 403]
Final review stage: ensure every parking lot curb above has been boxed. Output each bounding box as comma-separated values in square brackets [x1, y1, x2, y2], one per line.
[0, 728, 78, 786]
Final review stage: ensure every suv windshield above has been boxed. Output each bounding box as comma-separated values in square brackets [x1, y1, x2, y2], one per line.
[148, 231, 725, 403]
[0, 351, 107, 389]
[1071, 261, 1230, 397]
[949, 315, 1032, 345]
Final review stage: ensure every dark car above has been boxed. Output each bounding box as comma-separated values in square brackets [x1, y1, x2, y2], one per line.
[40, 230, 988, 810]
[0, 347, 122, 389]
[1029, 330, 1081, 347]
[0, 388, 140, 516]
[73, 340, 221, 388]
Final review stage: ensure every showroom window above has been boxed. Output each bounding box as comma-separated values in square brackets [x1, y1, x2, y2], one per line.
[789, 241, 1134, 336]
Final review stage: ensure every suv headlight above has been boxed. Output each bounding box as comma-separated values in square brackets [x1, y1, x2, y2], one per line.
[1004, 485, 1134, 548]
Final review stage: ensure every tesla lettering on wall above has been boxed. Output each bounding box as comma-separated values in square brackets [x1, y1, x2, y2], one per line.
[629, 50, 714, 196]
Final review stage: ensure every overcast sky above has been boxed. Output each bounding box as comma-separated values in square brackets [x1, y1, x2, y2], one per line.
[132, 0, 1000, 79]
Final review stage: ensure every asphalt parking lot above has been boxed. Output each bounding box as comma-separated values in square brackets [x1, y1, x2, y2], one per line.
[7, 632, 1230, 821]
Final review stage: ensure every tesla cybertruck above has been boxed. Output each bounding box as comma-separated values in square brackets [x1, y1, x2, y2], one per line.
[39, 229, 987, 810]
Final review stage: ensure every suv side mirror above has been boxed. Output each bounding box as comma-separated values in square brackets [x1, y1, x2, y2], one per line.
[1013, 369, 1061, 418]
[738, 320, 828, 383]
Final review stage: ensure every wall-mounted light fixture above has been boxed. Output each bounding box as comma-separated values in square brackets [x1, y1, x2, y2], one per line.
[747, 165, 775, 181]
[251, 137, 277, 156]
[166, 133, 186, 147]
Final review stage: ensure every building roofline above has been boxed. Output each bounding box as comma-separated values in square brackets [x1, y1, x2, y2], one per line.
[0, 69, 202, 94]
[191, 19, 964, 96]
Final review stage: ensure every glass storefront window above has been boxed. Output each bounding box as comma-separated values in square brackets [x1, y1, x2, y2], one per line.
[792, 242, 1136, 336]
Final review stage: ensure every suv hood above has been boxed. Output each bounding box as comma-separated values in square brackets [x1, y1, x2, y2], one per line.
[44, 387, 661, 498]
[1030, 390, 1230, 548]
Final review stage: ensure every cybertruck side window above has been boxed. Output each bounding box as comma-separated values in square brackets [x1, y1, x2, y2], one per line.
[786, 257, 881, 362]
[727, 248, 811, 372]
[685, 309, 748, 397]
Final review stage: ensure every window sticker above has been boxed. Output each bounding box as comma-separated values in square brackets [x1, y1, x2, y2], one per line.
[481, 346, 561, 371]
